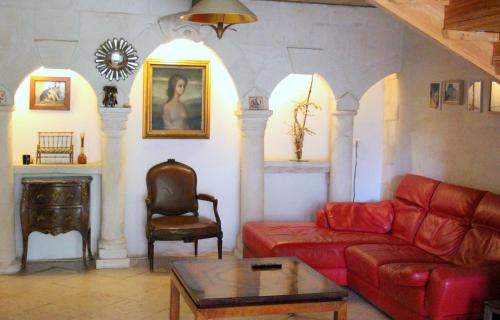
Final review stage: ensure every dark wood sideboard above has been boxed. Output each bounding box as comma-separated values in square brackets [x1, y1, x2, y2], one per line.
[20, 176, 93, 270]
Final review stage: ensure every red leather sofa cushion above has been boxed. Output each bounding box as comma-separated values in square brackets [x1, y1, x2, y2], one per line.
[391, 175, 440, 242]
[379, 262, 448, 287]
[243, 221, 407, 269]
[322, 201, 394, 233]
[454, 192, 500, 266]
[394, 174, 440, 209]
[391, 199, 428, 243]
[345, 243, 444, 287]
[414, 183, 486, 261]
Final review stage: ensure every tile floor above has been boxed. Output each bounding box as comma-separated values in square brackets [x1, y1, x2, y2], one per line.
[0, 255, 389, 320]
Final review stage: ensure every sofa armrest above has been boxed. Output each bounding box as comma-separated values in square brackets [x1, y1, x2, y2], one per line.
[426, 265, 500, 318]
[315, 210, 330, 228]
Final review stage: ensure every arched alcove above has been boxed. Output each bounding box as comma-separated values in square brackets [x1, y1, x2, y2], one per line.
[265, 73, 336, 161]
[13, 68, 100, 163]
[125, 39, 241, 256]
[263, 73, 336, 222]
[12, 67, 100, 261]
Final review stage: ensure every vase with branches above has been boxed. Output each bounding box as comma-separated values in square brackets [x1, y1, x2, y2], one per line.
[291, 74, 321, 161]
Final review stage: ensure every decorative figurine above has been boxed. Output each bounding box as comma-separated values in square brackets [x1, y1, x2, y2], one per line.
[77, 133, 87, 164]
[102, 86, 118, 108]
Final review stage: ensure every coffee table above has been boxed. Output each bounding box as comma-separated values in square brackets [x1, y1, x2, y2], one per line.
[169, 257, 348, 320]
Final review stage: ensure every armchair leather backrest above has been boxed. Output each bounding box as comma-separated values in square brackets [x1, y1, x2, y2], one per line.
[453, 192, 500, 265]
[146, 159, 198, 215]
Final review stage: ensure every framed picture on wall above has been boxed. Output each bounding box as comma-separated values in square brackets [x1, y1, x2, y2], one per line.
[467, 81, 482, 112]
[490, 81, 500, 113]
[143, 59, 210, 139]
[443, 80, 463, 105]
[29, 76, 71, 110]
[429, 82, 441, 109]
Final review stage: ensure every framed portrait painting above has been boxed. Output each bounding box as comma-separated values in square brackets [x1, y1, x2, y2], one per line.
[429, 82, 441, 109]
[30, 76, 71, 110]
[143, 59, 210, 139]
[443, 80, 463, 105]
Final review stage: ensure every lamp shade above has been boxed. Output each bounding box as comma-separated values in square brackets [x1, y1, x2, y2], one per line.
[180, 0, 258, 24]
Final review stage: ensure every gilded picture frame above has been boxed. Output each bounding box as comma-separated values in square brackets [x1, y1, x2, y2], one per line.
[143, 59, 210, 139]
[30, 76, 71, 111]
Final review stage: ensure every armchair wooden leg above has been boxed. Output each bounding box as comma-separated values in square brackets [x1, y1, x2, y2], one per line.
[148, 239, 154, 272]
[194, 240, 198, 257]
[217, 236, 222, 259]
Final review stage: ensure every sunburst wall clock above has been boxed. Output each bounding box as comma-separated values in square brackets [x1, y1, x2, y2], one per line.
[95, 38, 139, 81]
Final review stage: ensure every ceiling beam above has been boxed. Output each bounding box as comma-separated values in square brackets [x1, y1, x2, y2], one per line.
[442, 29, 500, 42]
[367, 0, 499, 78]
[260, 0, 373, 7]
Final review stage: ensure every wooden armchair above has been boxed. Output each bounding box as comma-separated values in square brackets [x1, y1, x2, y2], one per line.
[145, 159, 223, 271]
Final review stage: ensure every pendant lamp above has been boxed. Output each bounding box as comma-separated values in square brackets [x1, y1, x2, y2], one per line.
[180, 0, 258, 39]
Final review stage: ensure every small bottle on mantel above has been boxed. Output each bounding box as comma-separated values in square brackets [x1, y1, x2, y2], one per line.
[77, 133, 87, 164]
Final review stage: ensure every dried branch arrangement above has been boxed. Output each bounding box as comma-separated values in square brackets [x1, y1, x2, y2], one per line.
[291, 75, 321, 161]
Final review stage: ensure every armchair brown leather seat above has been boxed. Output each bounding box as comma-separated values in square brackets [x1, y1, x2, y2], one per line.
[146, 159, 223, 271]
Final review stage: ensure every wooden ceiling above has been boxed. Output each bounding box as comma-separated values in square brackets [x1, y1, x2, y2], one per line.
[264, 0, 372, 7]
[270, 0, 500, 78]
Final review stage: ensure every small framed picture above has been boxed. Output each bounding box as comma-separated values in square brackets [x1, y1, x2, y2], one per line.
[248, 96, 268, 110]
[30, 76, 71, 110]
[443, 80, 464, 105]
[490, 81, 500, 113]
[429, 82, 441, 109]
[467, 81, 482, 112]
[0, 89, 7, 105]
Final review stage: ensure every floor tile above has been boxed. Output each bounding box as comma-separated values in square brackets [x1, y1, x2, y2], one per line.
[1, 257, 390, 320]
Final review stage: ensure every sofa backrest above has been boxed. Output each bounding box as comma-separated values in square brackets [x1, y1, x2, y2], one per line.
[414, 182, 485, 262]
[453, 192, 500, 266]
[390, 174, 440, 242]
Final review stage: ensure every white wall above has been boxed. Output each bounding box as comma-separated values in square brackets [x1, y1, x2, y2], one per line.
[1, 0, 405, 260]
[353, 78, 385, 201]
[391, 28, 500, 194]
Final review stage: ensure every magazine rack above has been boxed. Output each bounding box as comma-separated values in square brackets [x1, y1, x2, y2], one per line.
[36, 132, 74, 164]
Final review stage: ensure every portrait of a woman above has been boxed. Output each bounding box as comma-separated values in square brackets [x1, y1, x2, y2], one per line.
[143, 59, 210, 138]
[163, 74, 188, 130]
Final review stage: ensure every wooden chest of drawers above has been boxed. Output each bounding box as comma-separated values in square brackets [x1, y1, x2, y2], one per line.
[20, 176, 93, 270]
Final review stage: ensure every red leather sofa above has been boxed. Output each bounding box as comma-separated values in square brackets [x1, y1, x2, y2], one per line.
[243, 174, 500, 319]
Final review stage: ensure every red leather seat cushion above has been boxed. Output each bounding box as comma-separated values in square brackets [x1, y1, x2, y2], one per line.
[391, 175, 440, 242]
[414, 183, 486, 261]
[345, 244, 444, 287]
[243, 222, 406, 268]
[323, 201, 394, 233]
[379, 262, 448, 287]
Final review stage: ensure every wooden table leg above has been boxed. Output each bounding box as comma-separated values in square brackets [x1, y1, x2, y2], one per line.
[334, 302, 347, 320]
[170, 279, 180, 320]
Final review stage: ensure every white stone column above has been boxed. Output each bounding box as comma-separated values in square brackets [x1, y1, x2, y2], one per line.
[96, 107, 131, 269]
[234, 109, 273, 257]
[0, 105, 20, 274]
[329, 110, 357, 202]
